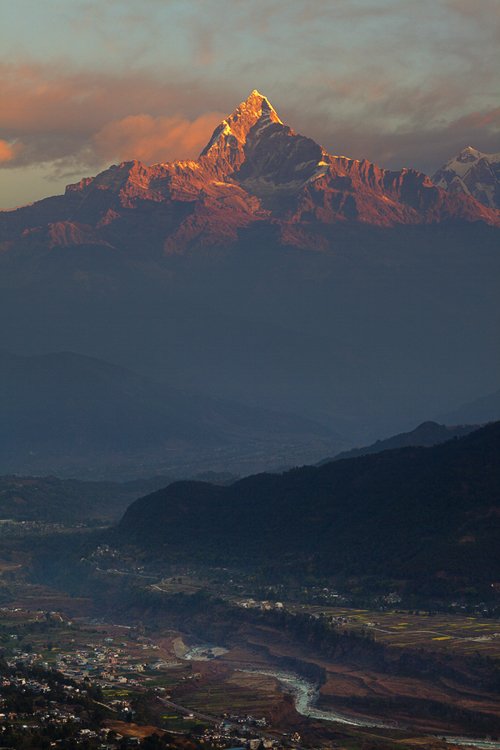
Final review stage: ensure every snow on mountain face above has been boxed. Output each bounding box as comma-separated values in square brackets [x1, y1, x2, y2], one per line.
[199, 90, 330, 196]
[431, 147, 500, 210]
[201, 90, 283, 155]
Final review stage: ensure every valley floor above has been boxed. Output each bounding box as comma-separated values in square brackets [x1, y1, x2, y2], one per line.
[1, 571, 500, 749]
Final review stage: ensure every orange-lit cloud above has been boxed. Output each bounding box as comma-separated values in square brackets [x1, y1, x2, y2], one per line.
[444, 0, 500, 23]
[92, 111, 226, 165]
[0, 62, 218, 135]
[0, 139, 25, 164]
[0, 141, 15, 163]
[0, 62, 230, 172]
[450, 108, 500, 131]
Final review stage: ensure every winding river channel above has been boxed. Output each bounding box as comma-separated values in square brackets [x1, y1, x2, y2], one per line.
[180, 647, 500, 748]
[181, 647, 390, 728]
[237, 668, 390, 728]
[239, 669, 500, 749]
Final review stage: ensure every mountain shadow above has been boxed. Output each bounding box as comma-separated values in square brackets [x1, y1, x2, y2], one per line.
[109, 422, 500, 593]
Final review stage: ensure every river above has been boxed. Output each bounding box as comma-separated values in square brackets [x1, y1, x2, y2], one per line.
[237, 668, 391, 728]
[181, 648, 500, 747]
[237, 668, 500, 749]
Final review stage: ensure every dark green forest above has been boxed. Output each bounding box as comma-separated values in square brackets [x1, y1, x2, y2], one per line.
[110, 423, 500, 591]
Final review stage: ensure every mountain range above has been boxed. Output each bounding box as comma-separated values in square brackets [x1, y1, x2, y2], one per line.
[1, 415, 490, 521]
[316, 420, 480, 465]
[437, 388, 500, 426]
[0, 350, 346, 479]
[1, 91, 499, 445]
[0, 473, 176, 523]
[1, 92, 497, 254]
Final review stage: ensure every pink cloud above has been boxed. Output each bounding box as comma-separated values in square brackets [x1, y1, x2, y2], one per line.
[0, 62, 213, 135]
[0, 139, 25, 163]
[0, 140, 15, 163]
[449, 108, 500, 131]
[92, 111, 226, 165]
[0, 62, 232, 171]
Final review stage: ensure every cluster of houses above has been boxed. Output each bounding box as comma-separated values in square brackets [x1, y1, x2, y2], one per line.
[222, 713, 268, 729]
[236, 600, 284, 611]
[3, 633, 163, 689]
[380, 592, 402, 604]
[327, 615, 358, 626]
[53, 644, 152, 686]
[0, 674, 51, 694]
[0, 677, 85, 729]
[197, 715, 276, 750]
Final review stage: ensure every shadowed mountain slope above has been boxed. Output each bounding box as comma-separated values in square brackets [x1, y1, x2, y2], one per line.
[0, 350, 346, 479]
[316, 421, 480, 465]
[437, 389, 500, 426]
[110, 422, 500, 590]
[0, 474, 177, 523]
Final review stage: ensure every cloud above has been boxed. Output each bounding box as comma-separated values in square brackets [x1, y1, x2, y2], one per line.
[0, 140, 23, 163]
[0, 62, 216, 135]
[293, 102, 500, 177]
[444, 0, 500, 23]
[450, 108, 500, 131]
[192, 24, 215, 67]
[92, 111, 225, 165]
[0, 62, 230, 173]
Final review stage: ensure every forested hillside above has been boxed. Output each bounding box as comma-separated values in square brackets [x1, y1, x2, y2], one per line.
[111, 422, 500, 593]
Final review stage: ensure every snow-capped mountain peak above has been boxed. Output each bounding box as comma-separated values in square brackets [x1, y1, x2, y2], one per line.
[201, 90, 282, 156]
[432, 147, 500, 209]
[195, 90, 331, 199]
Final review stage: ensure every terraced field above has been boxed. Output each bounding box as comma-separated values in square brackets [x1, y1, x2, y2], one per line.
[292, 606, 500, 657]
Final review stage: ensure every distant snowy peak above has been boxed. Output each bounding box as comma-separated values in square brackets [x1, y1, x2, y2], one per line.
[431, 147, 500, 210]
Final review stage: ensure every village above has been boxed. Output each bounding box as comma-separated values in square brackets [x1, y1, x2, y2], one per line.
[0, 606, 293, 750]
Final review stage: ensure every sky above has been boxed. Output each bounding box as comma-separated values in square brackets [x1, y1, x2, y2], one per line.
[0, 0, 499, 208]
